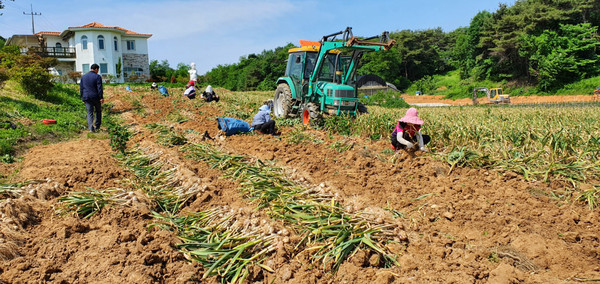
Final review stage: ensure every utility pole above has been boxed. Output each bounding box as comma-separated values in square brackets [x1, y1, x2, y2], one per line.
[23, 4, 41, 34]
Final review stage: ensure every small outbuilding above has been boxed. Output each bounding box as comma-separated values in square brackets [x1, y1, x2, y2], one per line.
[356, 74, 399, 95]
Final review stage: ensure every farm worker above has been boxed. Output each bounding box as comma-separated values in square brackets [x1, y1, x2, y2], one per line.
[151, 82, 157, 90]
[158, 85, 169, 97]
[251, 101, 278, 135]
[183, 81, 196, 99]
[201, 85, 220, 102]
[80, 63, 103, 133]
[390, 107, 430, 152]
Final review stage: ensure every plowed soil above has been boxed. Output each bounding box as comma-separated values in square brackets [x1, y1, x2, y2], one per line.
[1, 89, 599, 284]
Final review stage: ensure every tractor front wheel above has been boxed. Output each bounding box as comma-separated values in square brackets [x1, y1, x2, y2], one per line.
[273, 83, 293, 118]
[301, 102, 322, 126]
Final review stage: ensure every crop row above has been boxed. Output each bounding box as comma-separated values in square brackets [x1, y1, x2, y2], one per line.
[183, 143, 399, 271]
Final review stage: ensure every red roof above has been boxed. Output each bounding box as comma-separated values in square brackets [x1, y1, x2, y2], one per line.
[35, 31, 60, 36]
[67, 22, 152, 36]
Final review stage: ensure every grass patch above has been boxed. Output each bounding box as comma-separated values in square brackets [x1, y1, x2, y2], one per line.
[0, 82, 86, 160]
[554, 76, 600, 96]
[405, 70, 600, 98]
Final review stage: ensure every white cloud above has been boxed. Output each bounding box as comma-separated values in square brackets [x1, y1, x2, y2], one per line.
[90, 0, 297, 41]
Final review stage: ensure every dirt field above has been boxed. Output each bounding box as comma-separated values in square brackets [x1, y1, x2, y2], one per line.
[1, 90, 599, 283]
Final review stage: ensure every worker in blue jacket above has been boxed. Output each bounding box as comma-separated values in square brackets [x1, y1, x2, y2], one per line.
[251, 100, 278, 135]
[80, 64, 104, 132]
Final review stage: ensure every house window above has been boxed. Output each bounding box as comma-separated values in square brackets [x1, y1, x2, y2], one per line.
[81, 36, 88, 50]
[126, 40, 135, 50]
[123, 67, 143, 77]
[100, 63, 108, 74]
[82, 64, 90, 73]
[98, 35, 105, 50]
[114, 36, 118, 51]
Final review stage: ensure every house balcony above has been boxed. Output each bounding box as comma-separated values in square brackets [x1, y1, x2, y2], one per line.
[26, 46, 76, 58]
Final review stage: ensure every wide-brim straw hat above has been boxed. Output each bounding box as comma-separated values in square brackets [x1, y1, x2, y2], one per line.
[399, 107, 424, 125]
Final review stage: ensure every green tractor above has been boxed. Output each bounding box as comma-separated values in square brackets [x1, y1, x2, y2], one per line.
[272, 27, 396, 125]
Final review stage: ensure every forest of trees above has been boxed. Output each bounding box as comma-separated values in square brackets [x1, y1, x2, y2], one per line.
[150, 0, 600, 93]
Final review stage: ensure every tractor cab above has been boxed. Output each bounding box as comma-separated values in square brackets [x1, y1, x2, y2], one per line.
[283, 42, 357, 117]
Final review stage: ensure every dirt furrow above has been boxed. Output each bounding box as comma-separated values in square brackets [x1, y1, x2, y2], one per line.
[131, 89, 600, 282]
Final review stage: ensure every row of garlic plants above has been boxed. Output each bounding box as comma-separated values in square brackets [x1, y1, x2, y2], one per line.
[423, 105, 600, 183]
[56, 110, 275, 283]
[54, 90, 278, 282]
[144, 123, 400, 281]
[182, 143, 399, 271]
[117, 145, 277, 283]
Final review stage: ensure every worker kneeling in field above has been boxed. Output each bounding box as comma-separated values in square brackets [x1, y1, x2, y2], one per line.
[391, 107, 430, 152]
[201, 85, 219, 102]
[251, 100, 278, 136]
[183, 81, 196, 99]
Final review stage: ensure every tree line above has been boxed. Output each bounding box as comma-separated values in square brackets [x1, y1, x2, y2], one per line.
[149, 0, 599, 93]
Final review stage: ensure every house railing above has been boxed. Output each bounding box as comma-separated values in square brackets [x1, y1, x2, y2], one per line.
[27, 46, 76, 58]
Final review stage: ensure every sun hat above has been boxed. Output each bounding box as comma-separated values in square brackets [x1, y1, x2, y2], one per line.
[188, 80, 195, 86]
[399, 107, 424, 125]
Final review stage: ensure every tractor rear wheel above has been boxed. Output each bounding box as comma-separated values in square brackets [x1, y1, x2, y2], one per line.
[273, 83, 293, 118]
[301, 102, 322, 126]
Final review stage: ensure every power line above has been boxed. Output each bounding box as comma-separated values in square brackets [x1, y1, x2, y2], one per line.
[23, 4, 41, 34]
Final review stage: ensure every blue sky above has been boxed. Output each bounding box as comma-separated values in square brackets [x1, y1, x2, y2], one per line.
[1, 0, 516, 74]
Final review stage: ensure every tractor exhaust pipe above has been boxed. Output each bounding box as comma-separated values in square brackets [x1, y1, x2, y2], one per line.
[321, 27, 353, 43]
[322, 30, 343, 43]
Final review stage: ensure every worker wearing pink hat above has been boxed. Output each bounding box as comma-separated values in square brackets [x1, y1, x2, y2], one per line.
[390, 107, 430, 152]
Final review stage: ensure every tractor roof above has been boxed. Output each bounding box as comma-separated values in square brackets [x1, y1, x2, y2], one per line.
[288, 40, 341, 54]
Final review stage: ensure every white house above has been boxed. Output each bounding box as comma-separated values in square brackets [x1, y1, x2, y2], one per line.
[6, 22, 152, 83]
